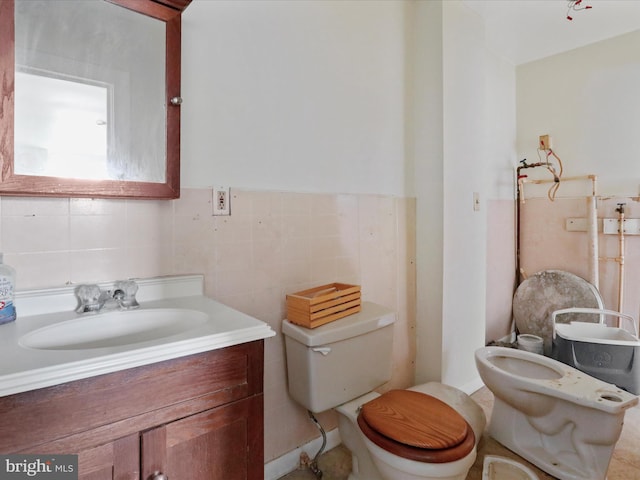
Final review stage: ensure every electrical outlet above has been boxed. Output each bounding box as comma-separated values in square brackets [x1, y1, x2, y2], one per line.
[539, 134, 552, 150]
[213, 186, 230, 216]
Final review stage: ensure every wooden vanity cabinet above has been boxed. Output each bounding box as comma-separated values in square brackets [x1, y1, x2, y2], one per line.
[0, 341, 265, 480]
[142, 394, 263, 480]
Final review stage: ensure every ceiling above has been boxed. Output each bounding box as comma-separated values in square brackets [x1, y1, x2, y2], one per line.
[461, 0, 640, 65]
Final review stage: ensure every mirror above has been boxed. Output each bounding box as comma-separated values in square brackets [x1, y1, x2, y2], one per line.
[0, 0, 191, 199]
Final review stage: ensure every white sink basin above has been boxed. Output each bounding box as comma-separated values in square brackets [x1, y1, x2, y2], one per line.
[0, 275, 275, 397]
[19, 308, 209, 350]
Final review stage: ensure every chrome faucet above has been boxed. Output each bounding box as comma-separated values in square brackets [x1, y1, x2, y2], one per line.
[112, 280, 140, 309]
[75, 284, 104, 313]
[75, 280, 140, 314]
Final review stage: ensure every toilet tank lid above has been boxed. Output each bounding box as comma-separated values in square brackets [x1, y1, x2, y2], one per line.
[282, 301, 395, 346]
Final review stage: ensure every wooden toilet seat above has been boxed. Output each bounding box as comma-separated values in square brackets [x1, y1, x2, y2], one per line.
[357, 389, 475, 463]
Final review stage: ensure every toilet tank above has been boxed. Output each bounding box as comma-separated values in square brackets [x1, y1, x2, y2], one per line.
[282, 301, 396, 413]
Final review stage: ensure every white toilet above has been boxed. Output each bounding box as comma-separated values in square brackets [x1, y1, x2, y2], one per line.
[282, 302, 486, 480]
[475, 346, 638, 480]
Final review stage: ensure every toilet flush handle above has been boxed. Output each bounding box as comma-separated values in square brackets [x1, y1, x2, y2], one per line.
[312, 347, 332, 356]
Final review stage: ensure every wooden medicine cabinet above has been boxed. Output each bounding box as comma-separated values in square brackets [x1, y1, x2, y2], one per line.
[0, 0, 191, 199]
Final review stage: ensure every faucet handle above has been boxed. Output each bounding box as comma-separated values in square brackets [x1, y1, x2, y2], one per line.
[75, 284, 104, 313]
[113, 280, 139, 309]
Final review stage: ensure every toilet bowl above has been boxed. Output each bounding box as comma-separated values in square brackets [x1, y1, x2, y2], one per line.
[475, 346, 638, 480]
[335, 382, 486, 480]
[482, 456, 539, 480]
[282, 302, 486, 480]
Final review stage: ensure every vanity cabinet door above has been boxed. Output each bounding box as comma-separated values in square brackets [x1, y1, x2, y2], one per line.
[76, 434, 139, 480]
[141, 394, 264, 480]
[0, 341, 265, 480]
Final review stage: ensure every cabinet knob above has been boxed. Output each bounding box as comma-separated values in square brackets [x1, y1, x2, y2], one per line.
[151, 472, 168, 480]
[170, 96, 183, 105]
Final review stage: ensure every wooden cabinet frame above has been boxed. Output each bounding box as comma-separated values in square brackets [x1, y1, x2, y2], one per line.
[0, 341, 265, 480]
[0, 0, 192, 199]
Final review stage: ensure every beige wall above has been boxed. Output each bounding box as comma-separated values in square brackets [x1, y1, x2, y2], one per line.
[2, 0, 526, 466]
[516, 26, 640, 328]
[517, 29, 640, 197]
[1, 188, 415, 462]
[486, 199, 516, 342]
[182, 0, 406, 196]
[519, 196, 640, 319]
[181, 0, 517, 392]
[408, 0, 516, 390]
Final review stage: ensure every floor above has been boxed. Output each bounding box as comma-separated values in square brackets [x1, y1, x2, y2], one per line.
[279, 386, 640, 480]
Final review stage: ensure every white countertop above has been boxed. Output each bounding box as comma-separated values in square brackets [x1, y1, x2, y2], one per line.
[0, 275, 275, 397]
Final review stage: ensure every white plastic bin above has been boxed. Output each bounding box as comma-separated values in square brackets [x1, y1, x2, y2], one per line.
[552, 307, 640, 395]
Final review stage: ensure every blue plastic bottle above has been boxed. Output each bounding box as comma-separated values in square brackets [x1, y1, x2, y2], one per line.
[0, 254, 16, 325]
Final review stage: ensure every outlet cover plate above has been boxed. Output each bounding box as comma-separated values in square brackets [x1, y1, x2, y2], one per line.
[213, 186, 230, 216]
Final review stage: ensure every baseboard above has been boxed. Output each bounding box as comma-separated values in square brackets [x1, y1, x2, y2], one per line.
[499, 331, 516, 343]
[264, 428, 342, 480]
[457, 375, 486, 395]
